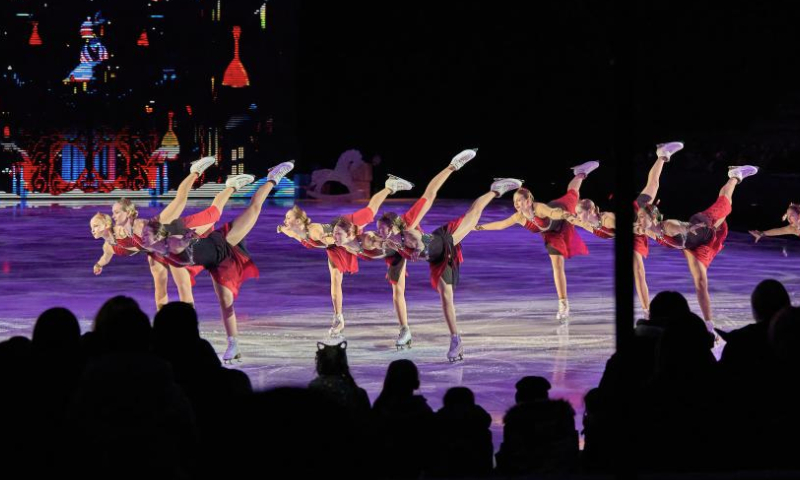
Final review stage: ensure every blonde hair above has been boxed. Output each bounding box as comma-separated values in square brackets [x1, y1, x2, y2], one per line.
[577, 198, 598, 215]
[116, 198, 138, 222]
[514, 187, 534, 203]
[290, 205, 311, 228]
[91, 212, 112, 229]
[783, 203, 800, 222]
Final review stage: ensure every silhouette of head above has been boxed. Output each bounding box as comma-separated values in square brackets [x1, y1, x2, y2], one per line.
[649, 291, 691, 325]
[751, 279, 790, 324]
[381, 359, 420, 397]
[32, 307, 80, 353]
[93, 296, 152, 353]
[153, 302, 199, 350]
[655, 311, 714, 374]
[515, 375, 552, 403]
[443, 386, 476, 409]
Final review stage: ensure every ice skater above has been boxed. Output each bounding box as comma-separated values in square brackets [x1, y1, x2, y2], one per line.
[140, 160, 295, 363]
[475, 162, 597, 322]
[391, 177, 524, 362]
[278, 174, 413, 337]
[90, 156, 253, 309]
[333, 148, 478, 348]
[637, 164, 759, 333]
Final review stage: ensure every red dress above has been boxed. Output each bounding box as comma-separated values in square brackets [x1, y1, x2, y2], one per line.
[655, 196, 731, 268]
[633, 195, 650, 258]
[385, 198, 428, 284]
[427, 217, 465, 290]
[325, 206, 376, 274]
[110, 206, 220, 287]
[523, 189, 589, 259]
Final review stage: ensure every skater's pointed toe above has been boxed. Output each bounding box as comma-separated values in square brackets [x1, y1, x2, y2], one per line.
[450, 148, 478, 171]
[656, 141, 684, 161]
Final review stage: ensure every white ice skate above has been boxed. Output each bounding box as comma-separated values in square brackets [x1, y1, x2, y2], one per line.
[385, 174, 414, 194]
[225, 174, 256, 192]
[190, 156, 216, 175]
[571, 160, 600, 178]
[395, 325, 412, 350]
[727, 165, 759, 183]
[266, 160, 295, 184]
[447, 334, 464, 363]
[222, 336, 242, 365]
[329, 313, 345, 338]
[449, 148, 478, 171]
[490, 178, 524, 197]
[656, 141, 684, 162]
[556, 299, 570, 324]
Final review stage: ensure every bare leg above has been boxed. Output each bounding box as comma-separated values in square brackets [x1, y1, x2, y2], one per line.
[567, 173, 586, 194]
[148, 256, 170, 310]
[718, 178, 737, 204]
[159, 172, 198, 223]
[452, 191, 497, 245]
[225, 181, 275, 246]
[169, 265, 195, 307]
[366, 187, 393, 215]
[640, 158, 666, 199]
[192, 186, 236, 236]
[328, 261, 344, 315]
[633, 252, 650, 312]
[212, 186, 235, 214]
[702, 179, 738, 229]
[409, 166, 457, 224]
[684, 251, 712, 321]
[392, 261, 409, 327]
[437, 278, 458, 335]
[550, 254, 568, 300]
[212, 277, 238, 337]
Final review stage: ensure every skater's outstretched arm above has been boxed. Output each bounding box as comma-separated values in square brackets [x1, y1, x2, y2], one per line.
[534, 202, 569, 220]
[564, 214, 595, 231]
[94, 242, 115, 275]
[475, 212, 523, 231]
[646, 219, 688, 240]
[278, 224, 305, 241]
[750, 225, 799, 242]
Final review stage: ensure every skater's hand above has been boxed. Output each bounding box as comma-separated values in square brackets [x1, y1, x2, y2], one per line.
[93, 263, 103, 275]
[749, 230, 764, 243]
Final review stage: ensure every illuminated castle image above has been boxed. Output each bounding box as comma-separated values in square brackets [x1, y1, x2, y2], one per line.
[0, 2, 294, 200]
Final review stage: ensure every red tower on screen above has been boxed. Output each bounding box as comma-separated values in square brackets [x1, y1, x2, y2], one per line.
[137, 29, 150, 47]
[29, 22, 43, 46]
[222, 26, 250, 88]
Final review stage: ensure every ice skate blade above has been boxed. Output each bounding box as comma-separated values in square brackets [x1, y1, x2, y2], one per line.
[448, 354, 464, 363]
[326, 331, 346, 341]
[395, 341, 412, 351]
[223, 355, 242, 365]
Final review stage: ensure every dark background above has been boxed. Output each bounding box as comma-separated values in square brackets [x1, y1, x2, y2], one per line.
[2, 0, 800, 229]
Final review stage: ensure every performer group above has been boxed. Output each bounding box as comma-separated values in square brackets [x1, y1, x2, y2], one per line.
[90, 143, 766, 363]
